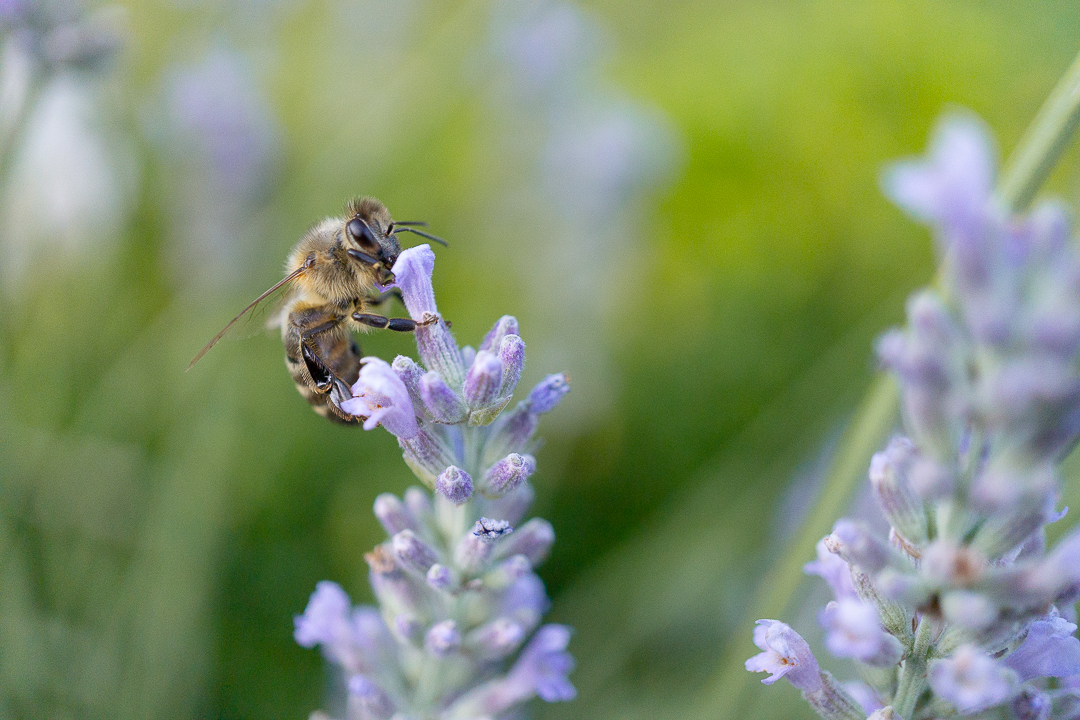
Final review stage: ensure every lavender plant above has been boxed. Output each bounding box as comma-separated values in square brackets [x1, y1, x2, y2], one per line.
[746, 114, 1080, 719]
[294, 244, 575, 720]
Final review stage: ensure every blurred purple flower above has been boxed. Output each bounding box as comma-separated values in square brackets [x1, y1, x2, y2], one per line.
[745, 620, 822, 691]
[928, 644, 1018, 713]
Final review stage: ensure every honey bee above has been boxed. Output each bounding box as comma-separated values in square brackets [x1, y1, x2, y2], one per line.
[187, 196, 444, 424]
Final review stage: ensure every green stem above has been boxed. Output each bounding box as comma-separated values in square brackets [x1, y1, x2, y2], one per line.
[893, 617, 934, 719]
[998, 47, 1080, 212]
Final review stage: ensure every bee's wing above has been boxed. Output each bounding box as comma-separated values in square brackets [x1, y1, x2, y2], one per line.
[186, 265, 308, 371]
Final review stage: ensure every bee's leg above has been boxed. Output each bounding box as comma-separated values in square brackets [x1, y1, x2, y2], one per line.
[352, 312, 437, 332]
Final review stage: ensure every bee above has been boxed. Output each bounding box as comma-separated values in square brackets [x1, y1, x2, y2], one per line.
[187, 196, 444, 424]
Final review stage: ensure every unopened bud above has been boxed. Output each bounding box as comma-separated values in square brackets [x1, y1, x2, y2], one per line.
[425, 620, 460, 656]
[468, 618, 526, 659]
[373, 493, 415, 536]
[464, 351, 504, 409]
[526, 373, 570, 414]
[435, 465, 473, 505]
[827, 520, 894, 574]
[484, 453, 536, 495]
[494, 518, 554, 566]
[498, 334, 526, 397]
[420, 371, 467, 423]
[427, 563, 452, 591]
[392, 530, 439, 575]
[480, 315, 519, 354]
[869, 437, 928, 543]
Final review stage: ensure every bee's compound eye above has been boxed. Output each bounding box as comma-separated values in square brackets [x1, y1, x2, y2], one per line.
[347, 218, 378, 251]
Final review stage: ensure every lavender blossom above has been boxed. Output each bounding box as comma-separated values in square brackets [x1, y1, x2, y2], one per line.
[748, 112, 1080, 720]
[297, 245, 574, 718]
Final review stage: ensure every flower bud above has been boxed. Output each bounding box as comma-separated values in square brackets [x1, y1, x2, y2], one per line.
[484, 405, 540, 462]
[494, 518, 554, 566]
[484, 453, 537, 496]
[425, 620, 461, 656]
[818, 598, 903, 667]
[435, 465, 473, 505]
[373, 493, 415, 536]
[347, 674, 395, 720]
[392, 530, 439, 576]
[400, 427, 456, 486]
[427, 563, 452, 591]
[403, 487, 434, 529]
[464, 351, 504, 409]
[869, 437, 928, 543]
[527, 373, 570, 413]
[468, 618, 526, 660]
[392, 355, 425, 408]
[826, 520, 894, 574]
[498, 334, 526, 397]
[486, 483, 536, 526]
[420, 371, 468, 423]
[394, 613, 424, 645]
[480, 315, 519, 354]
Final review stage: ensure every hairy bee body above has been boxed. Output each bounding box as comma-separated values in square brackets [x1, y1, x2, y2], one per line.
[189, 196, 439, 424]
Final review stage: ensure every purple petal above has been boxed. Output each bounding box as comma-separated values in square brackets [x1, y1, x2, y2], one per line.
[342, 357, 419, 439]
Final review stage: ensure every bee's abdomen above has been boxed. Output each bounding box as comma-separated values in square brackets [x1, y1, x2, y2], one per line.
[283, 308, 363, 425]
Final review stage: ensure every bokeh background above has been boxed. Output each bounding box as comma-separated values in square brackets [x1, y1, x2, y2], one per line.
[3, 1, 1080, 718]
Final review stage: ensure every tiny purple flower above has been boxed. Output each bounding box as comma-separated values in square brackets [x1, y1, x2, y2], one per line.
[744, 620, 823, 692]
[391, 244, 438, 319]
[507, 624, 577, 702]
[435, 465, 474, 505]
[469, 618, 527, 659]
[390, 245, 465, 388]
[1004, 612, 1080, 681]
[347, 674, 395, 719]
[818, 599, 902, 667]
[882, 114, 995, 241]
[804, 537, 857, 600]
[294, 581, 352, 652]
[928, 644, 1018, 713]
[341, 357, 419, 439]
[826, 519, 893, 574]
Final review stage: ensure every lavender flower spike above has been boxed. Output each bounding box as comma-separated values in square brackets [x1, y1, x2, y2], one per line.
[298, 240, 573, 718]
[747, 111, 1080, 720]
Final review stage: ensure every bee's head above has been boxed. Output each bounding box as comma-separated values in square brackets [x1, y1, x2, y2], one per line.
[345, 197, 402, 281]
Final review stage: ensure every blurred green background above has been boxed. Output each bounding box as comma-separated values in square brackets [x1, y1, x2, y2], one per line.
[2, 1, 1080, 718]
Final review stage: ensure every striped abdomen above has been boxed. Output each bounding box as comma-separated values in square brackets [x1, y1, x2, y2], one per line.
[282, 305, 363, 425]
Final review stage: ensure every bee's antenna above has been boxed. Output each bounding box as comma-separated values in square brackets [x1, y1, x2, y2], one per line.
[392, 221, 429, 227]
[394, 226, 448, 247]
